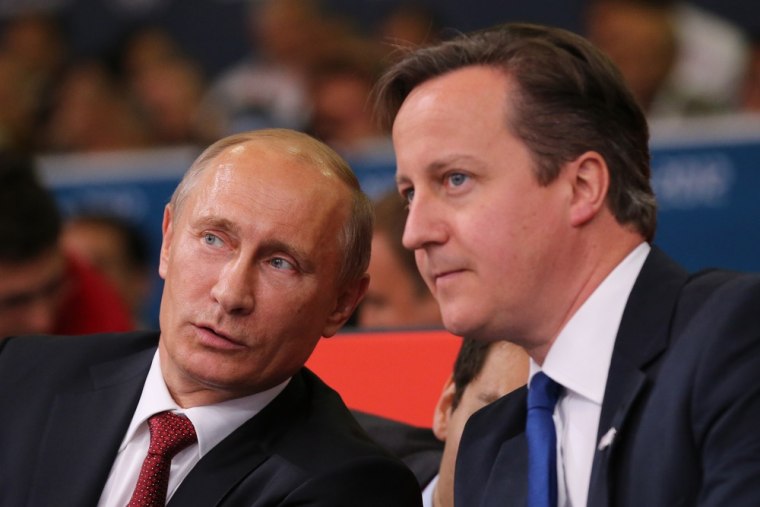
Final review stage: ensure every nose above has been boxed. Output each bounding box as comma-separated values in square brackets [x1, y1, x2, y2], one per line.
[210, 258, 255, 315]
[402, 192, 446, 251]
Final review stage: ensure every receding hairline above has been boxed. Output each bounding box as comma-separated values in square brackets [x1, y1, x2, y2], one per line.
[171, 129, 361, 214]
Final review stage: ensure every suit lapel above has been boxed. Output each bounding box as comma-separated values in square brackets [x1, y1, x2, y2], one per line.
[28, 345, 155, 506]
[169, 371, 309, 506]
[587, 247, 688, 507]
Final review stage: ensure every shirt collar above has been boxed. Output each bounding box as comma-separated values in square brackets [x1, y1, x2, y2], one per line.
[530, 242, 650, 404]
[120, 350, 290, 457]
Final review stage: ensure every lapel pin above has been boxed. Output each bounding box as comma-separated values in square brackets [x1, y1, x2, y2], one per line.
[597, 427, 617, 451]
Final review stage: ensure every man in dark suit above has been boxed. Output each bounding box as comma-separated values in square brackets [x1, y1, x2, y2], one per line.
[374, 22, 760, 507]
[0, 129, 421, 506]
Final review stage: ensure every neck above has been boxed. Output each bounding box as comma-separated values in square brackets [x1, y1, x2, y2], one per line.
[529, 223, 645, 365]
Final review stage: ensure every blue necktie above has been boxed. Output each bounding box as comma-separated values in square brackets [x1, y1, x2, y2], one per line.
[527, 372, 562, 507]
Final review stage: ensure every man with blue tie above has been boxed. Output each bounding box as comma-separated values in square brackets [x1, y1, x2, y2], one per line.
[375, 22, 760, 507]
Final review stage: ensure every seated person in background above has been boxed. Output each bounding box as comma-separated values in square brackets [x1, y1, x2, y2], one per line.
[425, 339, 528, 507]
[62, 212, 153, 328]
[355, 338, 528, 507]
[306, 53, 394, 161]
[357, 189, 441, 328]
[0, 129, 421, 506]
[0, 154, 133, 338]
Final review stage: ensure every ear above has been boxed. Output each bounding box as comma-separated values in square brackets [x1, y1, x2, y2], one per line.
[567, 151, 609, 227]
[321, 273, 370, 337]
[432, 375, 456, 442]
[158, 204, 175, 280]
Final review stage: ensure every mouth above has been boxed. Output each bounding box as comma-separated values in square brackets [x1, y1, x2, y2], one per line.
[432, 269, 464, 284]
[194, 324, 247, 351]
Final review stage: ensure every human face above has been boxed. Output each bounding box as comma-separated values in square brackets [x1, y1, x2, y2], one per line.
[0, 248, 67, 338]
[393, 66, 576, 346]
[158, 141, 363, 406]
[358, 231, 440, 329]
[62, 220, 147, 316]
[433, 341, 529, 507]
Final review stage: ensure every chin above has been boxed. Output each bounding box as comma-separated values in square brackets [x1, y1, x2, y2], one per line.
[441, 308, 476, 338]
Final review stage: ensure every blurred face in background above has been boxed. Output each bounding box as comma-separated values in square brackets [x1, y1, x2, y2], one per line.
[358, 230, 440, 329]
[432, 341, 529, 507]
[0, 247, 67, 338]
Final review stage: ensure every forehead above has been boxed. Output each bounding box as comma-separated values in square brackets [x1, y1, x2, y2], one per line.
[185, 141, 350, 236]
[392, 66, 518, 179]
[394, 66, 512, 133]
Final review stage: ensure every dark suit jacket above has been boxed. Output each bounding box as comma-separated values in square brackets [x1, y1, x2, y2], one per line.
[353, 410, 443, 488]
[0, 332, 422, 507]
[455, 247, 760, 507]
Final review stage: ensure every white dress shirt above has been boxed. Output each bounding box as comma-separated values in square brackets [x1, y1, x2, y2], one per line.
[421, 473, 439, 507]
[528, 242, 649, 507]
[97, 351, 289, 507]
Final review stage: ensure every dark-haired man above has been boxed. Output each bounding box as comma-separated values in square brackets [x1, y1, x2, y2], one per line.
[376, 22, 760, 507]
[0, 155, 132, 338]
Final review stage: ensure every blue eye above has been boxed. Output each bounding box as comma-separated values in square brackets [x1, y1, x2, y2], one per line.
[448, 173, 468, 186]
[402, 188, 415, 203]
[270, 258, 295, 271]
[203, 233, 223, 247]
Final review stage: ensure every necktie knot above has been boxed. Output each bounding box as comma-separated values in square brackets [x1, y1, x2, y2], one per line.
[127, 411, 197, 507]
[147, 411, 197, 458]
[528, 372, 562, 411]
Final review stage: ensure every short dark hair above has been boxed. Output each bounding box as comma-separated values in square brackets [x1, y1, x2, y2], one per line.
[450, 338, 492, 410]
[372, 189, 429, 296]
[374, 22, 657, 241]
[0, 154, 61, 262]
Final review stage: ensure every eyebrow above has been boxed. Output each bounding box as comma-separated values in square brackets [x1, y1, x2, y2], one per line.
[194, 216, 239, 234]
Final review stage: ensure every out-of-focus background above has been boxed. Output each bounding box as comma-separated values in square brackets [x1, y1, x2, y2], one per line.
[2, 0, 758, 328]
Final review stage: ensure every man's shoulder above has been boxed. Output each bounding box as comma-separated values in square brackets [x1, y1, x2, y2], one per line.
[0, 331, 158, 377]
[464, 385, 528, 447]
[206, 368, 423, 506]
[352, 410, 443, 487]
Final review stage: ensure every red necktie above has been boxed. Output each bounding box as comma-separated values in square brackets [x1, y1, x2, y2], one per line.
[127, 411, 197, 507]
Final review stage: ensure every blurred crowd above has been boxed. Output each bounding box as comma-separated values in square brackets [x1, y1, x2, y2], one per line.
[0, 0, 758, 334]
[0, 0, 756, 162]
[0, 0, 445, 160]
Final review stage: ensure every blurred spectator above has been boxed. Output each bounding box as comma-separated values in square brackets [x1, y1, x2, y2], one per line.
[357, 189, 441, 329]
[0, 154, 133, 338]
[586, 0, 677, 113]
[40, 61, 152, 152]
[0, 13, 67, 108]
[741, 35, 760, 112]
[203, 0, 332, 133]
[372, 2, 444, 62]
[115, 26, 222, 145]
[204, 0, 368, 135]
[586, 0, 750, 117]
[62, 213, 153, 328]
[115, 25, 183, 79]
[307, 51, 393, 159]
[426, 339, 529, 507]
[665, 2, 749, 115]
[0, 52, 39, 153]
